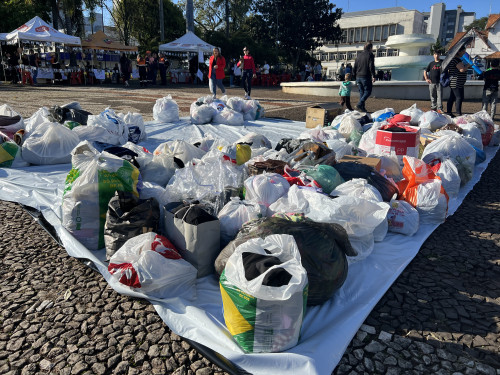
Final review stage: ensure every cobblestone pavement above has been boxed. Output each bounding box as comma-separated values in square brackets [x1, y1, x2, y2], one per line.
[0, 84, 499, 375]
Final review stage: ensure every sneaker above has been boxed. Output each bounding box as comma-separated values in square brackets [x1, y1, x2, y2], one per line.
[354, 105, 365, 112]
[437, 109, 443, 114]
[244, 94, 249, 100]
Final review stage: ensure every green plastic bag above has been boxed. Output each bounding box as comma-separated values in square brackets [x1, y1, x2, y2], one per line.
[304, 164, 344, 194]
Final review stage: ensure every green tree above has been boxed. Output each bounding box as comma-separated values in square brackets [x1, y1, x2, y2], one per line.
[178, 0, 252, 34]
[253, 0, 342, 70]
[465, 17, 488, 32]
[430, 39, 444, 55]
[0, 0, 51, 33]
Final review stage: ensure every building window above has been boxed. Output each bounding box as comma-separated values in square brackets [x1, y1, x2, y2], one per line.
[321, 54, 328, 61]
[355, 28, 361, 42]
[342, 29, 347, 43]
[362, 27, 368, 42]
[349, 29, 354, 43]
[368, 27, 374, 41]
[389, 24, 396, 36]
[375, 26, 381, 41]
[382, 25, 389, 40]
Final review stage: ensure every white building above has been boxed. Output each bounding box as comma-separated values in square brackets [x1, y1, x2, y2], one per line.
[423, 3, 475, 46]
[315, 7, 427, 78]
[84, 13, 104, 36]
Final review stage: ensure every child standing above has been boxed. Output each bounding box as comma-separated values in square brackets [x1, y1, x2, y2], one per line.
[339, 73, 353, 111]
[482, 59, 500, 121]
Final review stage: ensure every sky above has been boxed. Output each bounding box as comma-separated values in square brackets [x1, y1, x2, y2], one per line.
[333, 0, 497, 19]
[96, 0, 497, 27]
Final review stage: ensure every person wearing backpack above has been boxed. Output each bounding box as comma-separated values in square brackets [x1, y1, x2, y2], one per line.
[424, 49, 443, 112]
[446, 45, 470, 117]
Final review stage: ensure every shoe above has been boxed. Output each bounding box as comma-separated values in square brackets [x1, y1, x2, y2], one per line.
[244, 94, 249, 100]
[354, 105, 365, 112]
[446, 113, 455, 118]
[437, 109, 443, 114]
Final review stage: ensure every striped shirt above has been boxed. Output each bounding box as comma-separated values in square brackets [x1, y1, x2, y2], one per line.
[448, 57, 467, 88]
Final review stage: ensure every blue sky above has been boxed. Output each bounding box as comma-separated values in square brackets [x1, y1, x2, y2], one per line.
[99, 0, 496, 27]
[334, 0, 496, 19]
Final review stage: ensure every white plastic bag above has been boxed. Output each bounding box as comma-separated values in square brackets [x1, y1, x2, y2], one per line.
[86, 108, 128, 145]
[214, 107, 244, 126]
[244, 173, 290, 209]
[418, 111, 449, 130]
[118, 112, 147, 143]
[400, 104, 424, 126]
[190, 102, 216, 124]
[234, 132, 271, 149]
[0, 104, 24, 133]
[435, 158, 461, 198]
[25, 107, 50, 136]
[338, 116, 362, 139]
[226, 96, 246, 113]
[421, 134, 475, 185]
[414, 180, 448, 224]
[387, 199, 419, 236]
[218, 198, 265, 242]
[220, 234, 308, 353]
[242, 100, 265, 120]
[22, 122, 80, 165]
[153, 95, 179, 123]
[108, 232, 197, 299]
[330, 178, 383, 202]
[458, 123, 483, 150]
[325, 139, 353, 161]
[140, 146, 177, 187]
[156, 140, 206, 167]
[370, 108, 394, 121]
[62, 141, 142, 250]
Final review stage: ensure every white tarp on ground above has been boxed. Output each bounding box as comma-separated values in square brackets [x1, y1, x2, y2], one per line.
[5, 16, 81, 45]
[0, 117, 498, 375]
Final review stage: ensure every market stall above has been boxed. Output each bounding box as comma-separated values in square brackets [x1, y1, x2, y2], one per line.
[4, 16, 81, 84]
[159, 31, 215, 83]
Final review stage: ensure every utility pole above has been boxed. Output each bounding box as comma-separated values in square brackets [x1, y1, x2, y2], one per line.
[159, 0, 165, 41]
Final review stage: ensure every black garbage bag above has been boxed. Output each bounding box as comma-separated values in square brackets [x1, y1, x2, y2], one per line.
[49, 105, 92, 125]
[104, 191, 160, 260]
[334, 162, 399, 202]
[215, 217, 355, 305]
[275, 138, 307, 153]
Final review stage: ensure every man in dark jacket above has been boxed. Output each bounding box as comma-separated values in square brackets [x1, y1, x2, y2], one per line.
[353, 42, 376, 112]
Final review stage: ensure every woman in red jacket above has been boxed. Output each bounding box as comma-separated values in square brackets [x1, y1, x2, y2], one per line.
[208, 47, 226, 99]
[237, 46, 256, 99]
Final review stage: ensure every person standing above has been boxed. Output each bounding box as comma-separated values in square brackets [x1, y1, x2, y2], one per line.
[481, 59, 500, 120]
[208, 47, 226, 99]
[237, 46, 256, 99]
[229, 58, 235, 87]
[337, 63, 345, 81]
[158, 53, 168, 86]
[28, 49, 39, 86]
[120, 53, 131, 87]
[424, 50, 443, 112]
[136, 54, 147, 87]
[338, 73, 353, 111]
[233, 61, 242, 86]
[353, 42, 376, 112]
[314, 62, 322, 81]
[446, 45, 470, 117]
[149, 53, 158, 85]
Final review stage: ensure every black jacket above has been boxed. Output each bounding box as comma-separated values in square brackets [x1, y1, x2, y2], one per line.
[353, 50, 375, 79]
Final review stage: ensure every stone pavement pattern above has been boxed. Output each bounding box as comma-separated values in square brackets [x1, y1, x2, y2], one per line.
[0, 85, 499, 375]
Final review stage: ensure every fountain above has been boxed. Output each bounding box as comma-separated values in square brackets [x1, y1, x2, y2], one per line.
[375, 34, 435, 81]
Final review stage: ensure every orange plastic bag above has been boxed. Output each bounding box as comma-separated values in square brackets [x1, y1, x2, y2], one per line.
[397, 156, 449, 223]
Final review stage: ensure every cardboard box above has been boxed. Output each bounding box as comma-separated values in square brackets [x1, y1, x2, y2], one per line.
[339, 155, 382, 171]
[374, 126, 420, 165]
[420, 133, 440, 147]
[305, 103, 342, 128]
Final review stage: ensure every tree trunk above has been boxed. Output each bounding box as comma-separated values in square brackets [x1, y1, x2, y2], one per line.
[51, 0, 59, 29]
[225, 0, 229, 38]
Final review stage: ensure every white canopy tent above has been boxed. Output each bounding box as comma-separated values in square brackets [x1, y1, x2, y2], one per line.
[159, 31, 214, 54]
[5, 16, 81, 45]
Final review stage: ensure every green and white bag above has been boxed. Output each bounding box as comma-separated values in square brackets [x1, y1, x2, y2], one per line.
[62, 141, 141, 250]
[220, 234, 308, 353]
